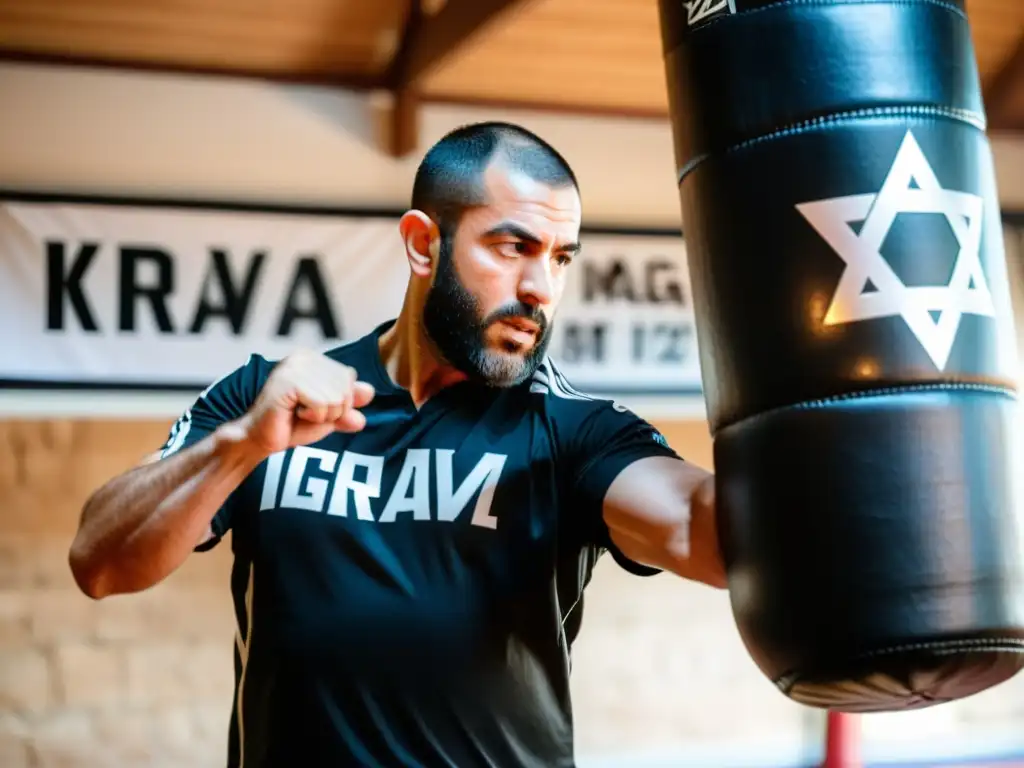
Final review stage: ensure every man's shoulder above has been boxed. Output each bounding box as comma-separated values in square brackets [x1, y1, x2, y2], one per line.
[528, 358, 635, 419]
[194, 352, 275, 407]
[529, 357, 674, 448]
[200, 326, 384, 405]
[321, 325, 385, 368]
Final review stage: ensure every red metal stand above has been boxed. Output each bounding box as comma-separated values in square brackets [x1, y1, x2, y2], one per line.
[823, 711, 863, 768]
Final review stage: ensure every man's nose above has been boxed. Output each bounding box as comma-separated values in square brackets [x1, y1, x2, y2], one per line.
[518, 257, 554, 309]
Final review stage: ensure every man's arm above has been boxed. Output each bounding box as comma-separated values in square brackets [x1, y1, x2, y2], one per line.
[557, 381, 727, 589]
[69, 355, 271, 599]
[68, 349, 373, 601]
[69, 423, 265, 599]
[602, 456, 727, 589]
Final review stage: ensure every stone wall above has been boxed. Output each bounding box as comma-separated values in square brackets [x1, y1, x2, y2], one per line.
[1, 420, 237, 768]
[0, 419, 1021, 768]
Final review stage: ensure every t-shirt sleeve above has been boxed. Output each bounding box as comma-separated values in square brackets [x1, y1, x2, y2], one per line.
[157, 354, 268, 551]
[563, 400, 683, 577]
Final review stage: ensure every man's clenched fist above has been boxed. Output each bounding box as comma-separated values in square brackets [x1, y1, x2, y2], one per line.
[240, 349, 375, 456]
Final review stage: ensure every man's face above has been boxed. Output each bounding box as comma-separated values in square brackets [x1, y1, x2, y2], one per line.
[423, 163, 582, 388]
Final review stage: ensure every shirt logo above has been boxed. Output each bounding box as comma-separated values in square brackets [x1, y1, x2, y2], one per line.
[685, 0, 736, 26]
[259, 446, 508, 530]
[161, 409, 192, 457]
[795, 130, 995, 371]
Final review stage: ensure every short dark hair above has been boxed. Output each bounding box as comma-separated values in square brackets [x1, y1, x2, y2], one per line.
[411, 121, 579, 229]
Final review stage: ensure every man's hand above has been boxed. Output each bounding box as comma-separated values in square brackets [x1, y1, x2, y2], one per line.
[238, 349, 376, 456]
[69, 350, 376, 599]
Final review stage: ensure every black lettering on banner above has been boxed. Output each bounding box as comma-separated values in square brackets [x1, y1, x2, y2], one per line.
[584, 258, 636, 302]
[189, 249, 266, 335]
[644, 259, 685, 305]
[561, 321, 607, 364]
[584, 257, 686, 305]
[276, 256, 341, 339]
[119, 246, 176, 333]
[631, 322, 693, 364]
[46, 241, 99, 331]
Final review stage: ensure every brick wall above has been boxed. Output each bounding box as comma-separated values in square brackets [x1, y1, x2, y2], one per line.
[1, 419, 1021, 768]
[1, 420, 236, 768]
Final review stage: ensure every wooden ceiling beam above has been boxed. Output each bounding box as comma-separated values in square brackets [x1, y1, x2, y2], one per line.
[380, 0, 535, 158]
[391, 0, 533, 90]
[985, 33, 1024, 133]
[0, 47, 384, 89]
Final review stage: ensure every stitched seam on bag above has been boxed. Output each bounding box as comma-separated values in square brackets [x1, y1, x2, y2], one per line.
[860, 638, 1024, 657]
[791, 381, 1017, 409]
[678, 105, 985, 182]
[732, 0, 967, 23]
[775, 638, 1024, 689]
[735, 105, 985, 150]
[717, 381, 1018, 435]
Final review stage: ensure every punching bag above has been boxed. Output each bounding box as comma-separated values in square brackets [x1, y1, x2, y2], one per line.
[657, 0, 1024, 710]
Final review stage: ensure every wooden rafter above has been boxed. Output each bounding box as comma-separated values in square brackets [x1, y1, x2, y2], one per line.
[381, 0, 535, 157]
[986, 34, 1024, 132]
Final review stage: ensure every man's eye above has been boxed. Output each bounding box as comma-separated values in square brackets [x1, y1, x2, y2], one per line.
[497, 242, 527, 257]
[556, 253, 573, 267]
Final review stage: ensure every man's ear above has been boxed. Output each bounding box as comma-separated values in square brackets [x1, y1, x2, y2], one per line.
[399, 210, 439, 279]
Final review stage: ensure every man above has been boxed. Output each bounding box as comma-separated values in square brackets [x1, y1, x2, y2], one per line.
[69, 122, 726, 768]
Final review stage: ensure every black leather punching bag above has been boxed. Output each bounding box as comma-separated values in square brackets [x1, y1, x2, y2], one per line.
[657, 0, 1024, 710]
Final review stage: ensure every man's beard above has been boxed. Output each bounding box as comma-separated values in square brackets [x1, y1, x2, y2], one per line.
[422, 234, 552, 388]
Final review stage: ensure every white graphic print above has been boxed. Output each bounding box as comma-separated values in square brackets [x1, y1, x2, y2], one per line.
[796, 130, 994, 370]
[685, 0, 736, 26]
[260, 447, 508, 529]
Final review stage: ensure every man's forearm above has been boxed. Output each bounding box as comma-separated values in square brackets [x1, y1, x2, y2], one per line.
[69, 419, 265, 599]
[603, 457, 727, 588]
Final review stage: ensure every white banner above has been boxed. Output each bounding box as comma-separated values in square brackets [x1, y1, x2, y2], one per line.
[0, 198, 702, 398]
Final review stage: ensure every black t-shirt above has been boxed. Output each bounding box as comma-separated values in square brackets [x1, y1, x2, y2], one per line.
[159, 321, 681, 768]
